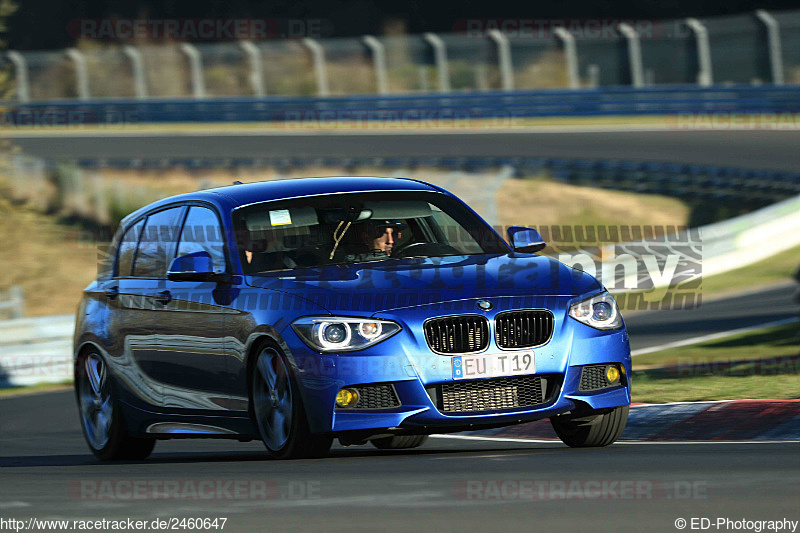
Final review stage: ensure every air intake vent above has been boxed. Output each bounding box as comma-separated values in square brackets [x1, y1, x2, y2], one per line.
[438, 376, 546, 413]
[495, 310, 554, 349]
[424, 315, 490, 354]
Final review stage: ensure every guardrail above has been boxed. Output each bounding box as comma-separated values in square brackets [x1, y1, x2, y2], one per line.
[0, 315, 74, 387]
[3, 85, 800, 125]
[3, 10, 799, 101]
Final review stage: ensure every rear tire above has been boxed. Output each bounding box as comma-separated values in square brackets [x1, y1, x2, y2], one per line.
[76, 351, 156, 461]
[371, 435, 429, 450]
[250, 344, 332, 460]
[551, 405, 629, 448]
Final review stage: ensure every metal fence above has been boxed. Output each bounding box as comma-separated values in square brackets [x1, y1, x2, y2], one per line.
[3, 10, 799, 102]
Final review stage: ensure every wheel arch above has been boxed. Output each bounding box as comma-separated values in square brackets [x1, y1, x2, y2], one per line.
[73, 341, 104, 380]
[244, 331, 320, 432]
[243, 332, 294, 411]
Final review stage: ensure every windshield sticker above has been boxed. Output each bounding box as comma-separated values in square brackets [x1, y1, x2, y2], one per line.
[269, 209, 292, 226]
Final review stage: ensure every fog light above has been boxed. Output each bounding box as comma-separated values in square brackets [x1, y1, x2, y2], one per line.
[336, 388, 359, 407]
[606, 365, 620, 383]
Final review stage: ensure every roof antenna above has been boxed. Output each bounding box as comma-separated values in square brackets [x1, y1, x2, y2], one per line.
[233, 180, 243, 185]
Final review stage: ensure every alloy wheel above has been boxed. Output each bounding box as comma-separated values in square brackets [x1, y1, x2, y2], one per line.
[78, 353, 113, 450]
[253, 348, 294, 451]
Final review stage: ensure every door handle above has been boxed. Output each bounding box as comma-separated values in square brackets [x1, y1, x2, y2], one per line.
[104, 286, 119, 300]
[153, 290, 172, 305]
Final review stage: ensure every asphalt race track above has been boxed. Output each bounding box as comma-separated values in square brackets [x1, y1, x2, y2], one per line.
[10, 129, 800, 171]
[3, 129, 799, 531]
[1, 391, 798, 532]
[0, 284, 798, 532]
[625, 282, 799, 353]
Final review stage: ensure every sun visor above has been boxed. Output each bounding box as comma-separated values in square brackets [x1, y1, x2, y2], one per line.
[245, 206, 319, 230]
[361, 201, 432, 220]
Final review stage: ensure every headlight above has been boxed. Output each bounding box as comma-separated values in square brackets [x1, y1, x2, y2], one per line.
[568, 292, 623, 330]
[291, 317, 401, 353]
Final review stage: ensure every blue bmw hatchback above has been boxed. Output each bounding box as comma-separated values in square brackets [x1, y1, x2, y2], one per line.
[74, 177, 631, 460]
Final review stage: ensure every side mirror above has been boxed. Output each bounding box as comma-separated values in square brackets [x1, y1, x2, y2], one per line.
[507, 226, 546, 253]
[167, 251, 229, 282]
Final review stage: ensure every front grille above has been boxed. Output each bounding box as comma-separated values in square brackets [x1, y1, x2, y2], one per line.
[495, 310, 554, 349]
[579, 365, 610, 391]
[340, 384, 401, 410]
[437, 376, 546, 413]
[424, 315, 489, 354]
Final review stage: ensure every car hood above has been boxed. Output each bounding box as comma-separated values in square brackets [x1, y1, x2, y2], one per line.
[246, 253, 601, 315]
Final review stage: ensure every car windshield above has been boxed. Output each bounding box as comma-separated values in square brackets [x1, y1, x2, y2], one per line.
[232, 191, 509, 273]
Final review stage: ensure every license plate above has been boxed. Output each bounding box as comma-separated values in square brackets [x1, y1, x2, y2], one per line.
[452, 352, 535, 380]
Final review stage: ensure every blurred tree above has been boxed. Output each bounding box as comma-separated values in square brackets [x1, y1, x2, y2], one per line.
[0, 1, 19, 243]
[0, 0, 18, 125]
[0, 0, 14, 44]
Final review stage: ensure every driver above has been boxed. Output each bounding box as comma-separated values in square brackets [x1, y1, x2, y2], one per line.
[337, 219, 407, 262]
[369, 220, 403, 256]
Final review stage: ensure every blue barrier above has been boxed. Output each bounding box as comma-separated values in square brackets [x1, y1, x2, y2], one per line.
[3, 85, 800, 125]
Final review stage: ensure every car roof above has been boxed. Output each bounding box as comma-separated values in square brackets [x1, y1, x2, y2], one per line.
[208, 176, 440, 204]
[120, 176, 445, 227]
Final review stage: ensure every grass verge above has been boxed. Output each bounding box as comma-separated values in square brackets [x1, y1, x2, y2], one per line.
[631, 321, 800, 403]
[633, 322, 799, 368]
[631, 374, 800, 403]
[0, 115, 686, 135]
[0, 381, 72, 398]
[496, 177, 689, 229]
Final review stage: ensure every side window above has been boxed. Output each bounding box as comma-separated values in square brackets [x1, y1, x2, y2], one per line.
[176, 206, 227, 273]
[430, 207, 484, 254]
[132, 207, 185, 278]
[115, 220, 144, 277]
[98, 226, 122, 280]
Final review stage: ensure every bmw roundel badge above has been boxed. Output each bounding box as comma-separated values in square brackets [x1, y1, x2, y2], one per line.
[476, 300, 493, 311]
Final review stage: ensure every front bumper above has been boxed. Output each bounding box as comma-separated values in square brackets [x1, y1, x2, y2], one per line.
[285, 303, 632, 435]
[327, 373, 630, 434]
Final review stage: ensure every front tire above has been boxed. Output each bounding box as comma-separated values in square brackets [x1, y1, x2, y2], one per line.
[371, 435, 429, 450]
[75, 351, 156, 461]
[250, 345, 332, 459]
[551, 405, 629, 448]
